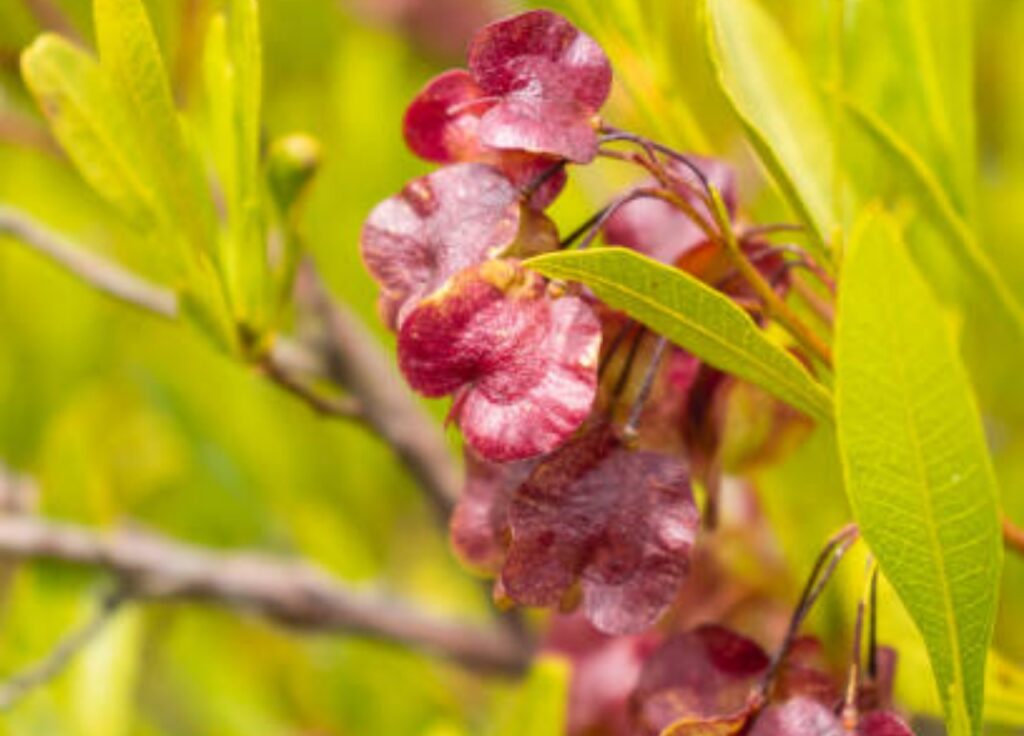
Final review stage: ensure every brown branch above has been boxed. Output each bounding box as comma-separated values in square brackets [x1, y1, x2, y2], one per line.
[0, 515, 529, 674]
[295, 262, 461, 520]
[0, 207, 459, 518]
[260, 350, 364, 421]
[0, 206, 178, 318]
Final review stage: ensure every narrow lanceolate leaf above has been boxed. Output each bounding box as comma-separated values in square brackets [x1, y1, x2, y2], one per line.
[704, 0, 834, 257]
[93, 0, 212, 252]
[20, 35, 160, 227]
[844, 0, 974, 216]
[835, 211, 1002, 736]
[843, 98, 1024, 343]
[527, 247, 832, 424]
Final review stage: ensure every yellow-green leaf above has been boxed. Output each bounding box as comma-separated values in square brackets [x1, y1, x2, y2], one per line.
[93, 0, 213, 254]
[527, 247, 832, 424]
[20, 35, 160, 228]
[843, 98, 1024, 343]
[704, 0, 834, 257]
[845, 0, 975, 216]
[835, 210, 1003, 736]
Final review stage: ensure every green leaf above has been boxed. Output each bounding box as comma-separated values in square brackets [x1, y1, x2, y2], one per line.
[527, 247, 832, 424]
[203, 0, 269, 337]
[93, 0, 213, 255]
[845, 0, 974, 216]
[835, 210, 1003, 736]
[843, 98, 1024, 343]
[704, 0, 834, 256]
[494, 655, 569, 736]
[20, 35, 160, 228]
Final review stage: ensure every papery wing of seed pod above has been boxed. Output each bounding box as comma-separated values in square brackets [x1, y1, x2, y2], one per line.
[499, 151, 567, 210]
[403, 69, 493, 162]
[449, 449, 535, 573]
[476, 97, 601, 164]
[360, 163, 521, 329]
[747, 698, 845, 736]
[402, 71, 568, 208]
[857, 711, 915, 736]
[632, 624, 769, 735]
[774, 637, 841, 706]
[468, 9, 612, 162]
[543, 614, 661, 736]
[501, 423, 698, 633]
[398, 260, 601, 460]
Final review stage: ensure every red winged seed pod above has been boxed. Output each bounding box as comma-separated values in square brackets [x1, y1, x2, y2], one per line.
[397, 260, 601, 461]
[500, 422, 699, 634]
[403, 69, 568, 209]
[632, 625, 769, 735]
[467, 10, 612, 163]
[633, 625, 916, 735]
[402, 9, 613, 209]
[448, 449, 535, 573]
[543, 613, 662, 736]
[360, 162, 521, 329]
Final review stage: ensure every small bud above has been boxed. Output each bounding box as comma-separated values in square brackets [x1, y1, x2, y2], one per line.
[267, 133, 323, 214]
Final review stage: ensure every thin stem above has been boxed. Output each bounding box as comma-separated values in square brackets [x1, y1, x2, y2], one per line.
[560, 206, 614, 250]
[791, 274, 835, 326]
[758, 524, 859, 699]
[598, 320, 637, 380]
[598, 126, 711, 195]
[260, 352, 364, 421]
[623, 337, 668, 441]
[0, 586, 128, 710]
[522, 160, 567, 201]
[708, 190, 834, 368]
[738, 223, 807, 240]
[567, 188, 673, 250]
[0, 206, 178, 318]
[597, 149, 721, 242]
[609, 326, 646, 409]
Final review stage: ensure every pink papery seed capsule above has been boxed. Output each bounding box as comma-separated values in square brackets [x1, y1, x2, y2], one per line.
[501, 422, 699, 634]
[398, 260, 601, 461]
[360, 163, 521, 330]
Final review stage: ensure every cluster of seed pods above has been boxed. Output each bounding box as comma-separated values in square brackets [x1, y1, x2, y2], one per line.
[360, 10, 913, 735]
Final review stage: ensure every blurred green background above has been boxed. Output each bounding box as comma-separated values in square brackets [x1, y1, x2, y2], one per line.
[1, 0, 1023, 733]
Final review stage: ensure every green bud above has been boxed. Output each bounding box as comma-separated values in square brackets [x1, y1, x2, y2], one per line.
[266, 133, 323, 214]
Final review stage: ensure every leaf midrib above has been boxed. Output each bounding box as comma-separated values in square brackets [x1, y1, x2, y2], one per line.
[884, 283, 966, 725]
[534, 256, 831, 423]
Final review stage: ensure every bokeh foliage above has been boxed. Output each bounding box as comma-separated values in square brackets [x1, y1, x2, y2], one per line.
[0, 0, 1023, 734]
